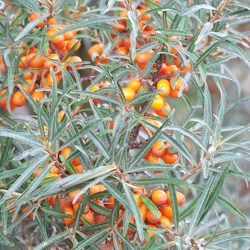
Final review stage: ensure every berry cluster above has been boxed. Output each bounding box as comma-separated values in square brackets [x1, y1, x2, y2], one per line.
[0, 12, 82, 111]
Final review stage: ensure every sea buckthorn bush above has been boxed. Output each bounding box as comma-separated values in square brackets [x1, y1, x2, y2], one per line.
[0, 0, 250, 249]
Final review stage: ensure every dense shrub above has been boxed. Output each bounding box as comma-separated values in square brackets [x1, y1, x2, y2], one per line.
[0, 0, 250, 249]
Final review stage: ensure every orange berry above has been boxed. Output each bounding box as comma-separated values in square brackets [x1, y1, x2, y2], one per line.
[58, 110, 65, 122]
[152, 141, 166, 158]
[151, 189, 168, 206]
[147, 153, 159, 164]
[27, 54, 45, 68]
[51, 166, 60, 175]
[68, 189, 83, 203]
[139, 204, 148, 221]
[169, 88, 179, 98]
[146, 210, 162, 224]
[170, 77, 184, 91]
[0, 88, 8, 107]
[114, 46, 128, 56]
[22, 206, 34, 220]
[147, 224, 158, 238]
[134, 50, 154, 67]
[59, 200, 73, 212]
[66, 39, 81, 52]
[159, 206, 173, 221]
[88, 44, 103, 58]
[28, 12, 44, 28]
[122, 87, 136, 102]
[44, 72, 62, 88]
[48, 17, 55, 25]
[127, 79, 143, 93]
[82, 211, 94, 224]
[47, 195, 62, 207]
[166, 191, 185, 206]
[32, 91, 45, 102]
[162, 152, 179, 164]
[18, 56, 27, 69]
[63, 207, 75, 226]
[63, 31, 74, 40]
[95, 214, 107, 224]
[45, 173, 60, 181]
[11, 91, 26, 107]
[89, 184, 106, 195]
[160, 216, 172, 228]
[150, 94, 164, 111]
[106, 196, 115, 209]
[20, 79, 36, 94]
[133, 194, 142, 206]
[34, 168, 43, 178]
[166, 65, 178, 73]
[0, 57, 6, 74]
[74, 165, 84, 173]
[143, 149, 152, 160]
[155, 102, 171, 118]
[23, 72, 34, 80]
[66, 56, 82, 70]
[44, 54, 60, 69]
[156, 79, 171, 97]
[47, 28, 65, 44]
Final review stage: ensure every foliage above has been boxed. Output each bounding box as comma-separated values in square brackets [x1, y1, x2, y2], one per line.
[0, 0, 250, 249]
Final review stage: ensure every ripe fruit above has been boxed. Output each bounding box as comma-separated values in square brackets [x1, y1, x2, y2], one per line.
[44, 54, 60, 69]
[66, 39, 81, 52]
[134, 50, 154, 69]
[122, 87, 136, 102]
[89, 184, 106, 195]
[88, 44, 103, 58]
[47, 28, 65, 44]
[22, 206, 34, 220]
[28, 12, 44, 28]
[166, 191, 185, 206]
[147, 224, 158, 238]
[34, 168, 43, 178]
[151, 189, 168, 206]
[162, 152, 179, 164]
[146, 210, 162, 224]
[82, 211, 95, 224]
[127, 79, 143, 93]
[67, 56, 82, 69]
[150, 94, 164, 111]
[139, 204, 148, 221]
[147, 153, 159, 164]
[59, 200, 72, 212]
[0, 88, 8, 107]
[159, 206, 173, 221]
[63, 31, 74, 40]
[63, 207, 75, 226]
[156, 79, 171, 97]
[160, 216, 172, 228]
[12, 91, 26, 107]
[68, 189, 83, 203]
[152, 141, 166, 158]
[106, 196, 115, 209]
[155, 102, 171, 118]
[133, 194, 142, 206]
[32, 91, 45, 102]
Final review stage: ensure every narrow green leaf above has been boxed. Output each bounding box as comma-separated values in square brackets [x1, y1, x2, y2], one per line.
[188, 174, 217, 235]
[73, 229, 109, 250]
[122, 180, 144, 240]
[199, 163, 230, 223]
[139, 195, 160, 218]
[32, 231, 69, 250]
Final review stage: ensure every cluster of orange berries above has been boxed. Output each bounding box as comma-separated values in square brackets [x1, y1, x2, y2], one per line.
[144, 142, 179, 165]
[0, 12, 82, 111]
[21, 182, 185, 242]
